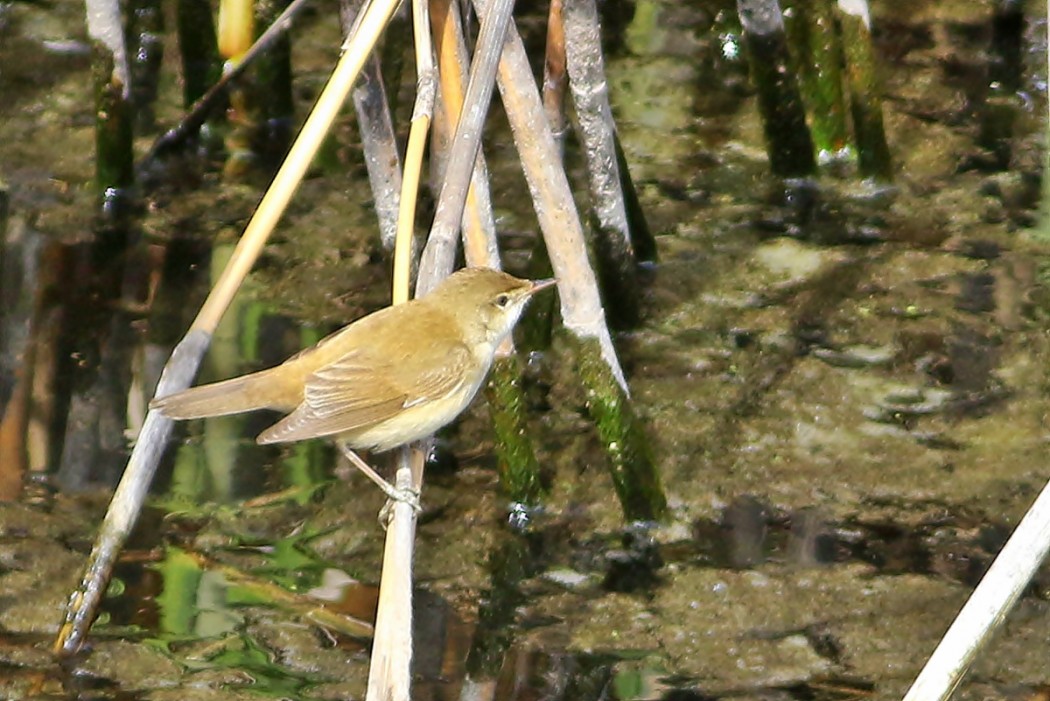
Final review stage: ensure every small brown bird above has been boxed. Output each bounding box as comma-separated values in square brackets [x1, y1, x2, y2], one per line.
[151, 267, 555, 505]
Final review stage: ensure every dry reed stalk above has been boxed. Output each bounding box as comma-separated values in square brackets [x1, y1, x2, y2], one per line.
[55, 0, 404, 654]
[415, 0, 516, 297]
[902, 476, 1050, 701]
[542, 0, 568, 156]
[472, 0, 627, 391]
[430, 0, 500, 269]
[364, 0, 436, 697]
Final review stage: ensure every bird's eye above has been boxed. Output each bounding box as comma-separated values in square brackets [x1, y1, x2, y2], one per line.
[495, 293, 510, 308]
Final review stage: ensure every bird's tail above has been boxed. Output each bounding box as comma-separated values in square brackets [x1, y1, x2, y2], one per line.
[150, 368, 291, 419]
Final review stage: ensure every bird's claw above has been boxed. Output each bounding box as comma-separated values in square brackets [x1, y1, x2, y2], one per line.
[377, 485, 422, 527]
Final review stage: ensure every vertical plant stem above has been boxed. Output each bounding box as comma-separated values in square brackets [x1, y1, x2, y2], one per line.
[430, 0, 543, 503]
[366, 0, 438, 697]
[485, 356, 545, 504]
[219, 0, 259, 178]
[782, 0, 849, 158]
[389, 0, 436, 305]
[575, 336, 666, 521]
[364, 454, 417, 701]
[473, 3, 666, 519]
[176, 0, 222, 108]
[218, 0, 254, 61]
[518, 232, 557, 352]
[128, 0, 164, 131]
[378, 4, 411, 120]
[78, 0, 139, 487]
[342, 0, 403, 250]
[255, 0, 295, 164]
[0, 222, 53, 501]
[0, 369, 29, 499]
[23, 246, 68, 491]
[837, 0, 892, 180]
[359, 53, 405, 250]
[430, 0, 500, 269]
[543, 0, 569, 157]
[737, 0, 816, 177]
[563, 0, 640, 329]
[1044, 0, 1049, 232]
[88, 0, 135, 215]
[978, 0, 1024, 169]
[464, 533, 533, 678]
[525, 7, 564, 347]
[391, 120, 429, 303]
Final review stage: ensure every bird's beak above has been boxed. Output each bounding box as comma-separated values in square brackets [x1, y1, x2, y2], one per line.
[528, 278, 558, 295]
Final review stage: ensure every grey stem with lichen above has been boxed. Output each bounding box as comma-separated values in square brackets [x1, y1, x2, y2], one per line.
[473, 0, 627, 392]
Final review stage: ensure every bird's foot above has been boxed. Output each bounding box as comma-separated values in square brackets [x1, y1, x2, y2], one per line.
[378, 485, 422, 527]
[338, 445, 422, 523]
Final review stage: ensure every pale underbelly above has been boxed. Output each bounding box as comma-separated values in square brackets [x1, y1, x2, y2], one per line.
[344, 375, 485, 452]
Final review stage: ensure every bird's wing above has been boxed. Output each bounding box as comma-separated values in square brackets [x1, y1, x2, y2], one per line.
[256, 342, 474, 445]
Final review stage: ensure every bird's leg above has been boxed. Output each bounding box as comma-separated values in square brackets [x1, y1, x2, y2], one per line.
[338, 444, 421, 514]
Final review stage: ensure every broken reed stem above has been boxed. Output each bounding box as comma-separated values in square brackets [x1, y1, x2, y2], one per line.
[430, 0, 499, 268]
[431, 0, 543, 504]
[473, 1, 666, 520]
[542, 0, 568, 156]
[837, 0, 892, 180]
[177, 547, 375, 638]
[416, 0, 516, 296]
[551, 0, 654, 265]
[195, 0, 402, 331]
[55, 0, 402, 655]
[736, 0, 816, 177]
[353, 55, 403, 250]
[902, 476, 1050, 701]
[474, 0, 626, 391]
[342, 0, 403, 251]
[562, 0, 640, 329]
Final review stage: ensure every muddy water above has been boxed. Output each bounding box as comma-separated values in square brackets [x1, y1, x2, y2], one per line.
[1, 0, 1049, 699]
